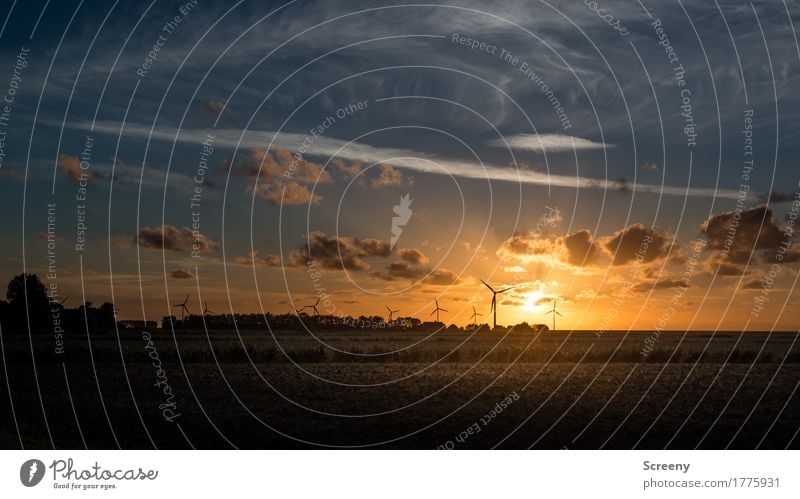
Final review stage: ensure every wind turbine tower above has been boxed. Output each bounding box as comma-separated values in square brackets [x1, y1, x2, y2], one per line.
[303, 297, 321, 316]
[480, 280, 514, 329]
[173, 295, 191, 320]
[430, 298, 447, 323]
[469, 305, 482, 325]
[385, 305, 399, 323]
[545, 300, 563, 332]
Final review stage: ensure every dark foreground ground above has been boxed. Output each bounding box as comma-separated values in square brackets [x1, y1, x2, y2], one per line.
[1, 329, 798, 449]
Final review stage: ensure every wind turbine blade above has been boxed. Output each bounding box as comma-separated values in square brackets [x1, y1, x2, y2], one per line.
[556, 311, 563, 317]
[430, 310, 436, 316]
[545, 310, 553, 315]
[480, 279, 495, 292]
[440, 308, 448, 312]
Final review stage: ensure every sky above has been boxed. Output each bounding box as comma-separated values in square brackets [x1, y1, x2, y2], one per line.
[2, 0, 800, 330]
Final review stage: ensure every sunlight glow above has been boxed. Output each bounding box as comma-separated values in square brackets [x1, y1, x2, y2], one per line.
[523, 291, 547, 311]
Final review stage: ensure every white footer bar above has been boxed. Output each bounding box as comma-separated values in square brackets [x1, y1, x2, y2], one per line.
[1, 450, 796, 498]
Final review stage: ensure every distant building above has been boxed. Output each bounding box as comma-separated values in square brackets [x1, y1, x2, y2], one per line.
[117, 320, 158, 330]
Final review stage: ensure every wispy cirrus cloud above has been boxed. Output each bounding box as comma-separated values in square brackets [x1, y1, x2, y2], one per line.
[60, 120, 745, 199]
[486, 133, 612, 153]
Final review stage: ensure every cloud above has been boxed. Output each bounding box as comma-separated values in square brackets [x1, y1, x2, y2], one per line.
[264, 254, 282, 266]
[779, 245, 800, 263]
[248, 181, 321, 205]
[233, 251, 272, 266]
[112, 225, 219, 253]
[704, 256, 752, 277]
[200, 99, 226, 115]
[423, 268, 461, 285]
[561, 230, 597, 266]
[397, 248, 429, 265]
[371, 261, 425, 281]
[67, 121, 746, 199]
[641, 162, 659, 172]
[700, 205, 791, 264]
[497, 228, 597, 268]
[600, 224, 675, 266]
[169, 268, 195, 279]
[331, 158, 364, 179]
[226, 147, 331, 205]
[756, 191, 797, 204]
[0, 169, 26, 182]
[109, 234, 133, 250]
[370, 164, 413, 188]
[57, 154, 102, 183]
[632, 278, 687, 293]
[740, 278, 766, 290]
[230, 147, 331, 184]
[498, 223, 677, 270]
[497, 232, 556, 260]
[270, 231, 391, 271]
[486, 133, 613, 153]
[360, 238, 391, 257]
[371, 263, 460, 285]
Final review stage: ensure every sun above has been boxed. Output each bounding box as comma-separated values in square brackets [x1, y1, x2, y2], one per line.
[523, 291, 547, 311]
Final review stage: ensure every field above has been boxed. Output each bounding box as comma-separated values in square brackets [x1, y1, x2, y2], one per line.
[1, 328, 799, 449]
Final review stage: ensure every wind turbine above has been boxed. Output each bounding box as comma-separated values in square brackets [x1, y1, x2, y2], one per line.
[480, 279, 514, 329]
[303, 297, 321, 316]
[545, 300, 563, 332]
[203, 302, 214, 315]
[385, 305, 399, 322]
[60, 296, 70, 306]
[173, 295, 191, 320]
[430, 298, 447, 323]
[469, 305, 482, 325]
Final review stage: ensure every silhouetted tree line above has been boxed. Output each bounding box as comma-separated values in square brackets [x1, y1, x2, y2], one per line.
[161, 314, 548, 333]
[0, 273, 549, 334]
[0, 273, 117, 334]
[162, 312, 426, 331]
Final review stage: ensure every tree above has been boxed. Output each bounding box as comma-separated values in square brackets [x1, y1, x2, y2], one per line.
[4, 273, 50, 330]
[6, 273, 49, 308]
[98, 302, 117, 330]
